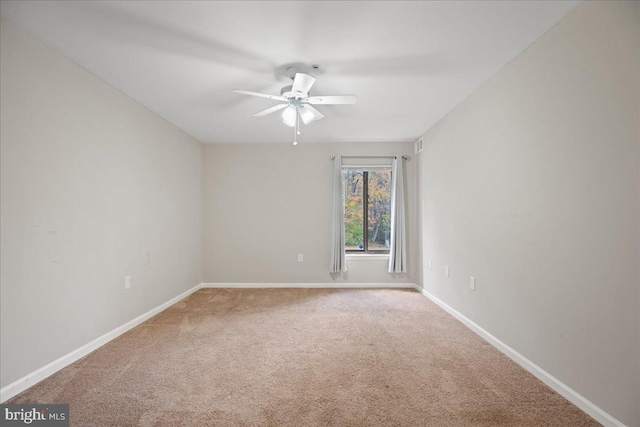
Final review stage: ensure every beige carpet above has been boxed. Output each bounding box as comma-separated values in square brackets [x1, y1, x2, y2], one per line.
[8, 288, 598, 426]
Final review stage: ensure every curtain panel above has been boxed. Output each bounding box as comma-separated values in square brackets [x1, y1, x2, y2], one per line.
[330, 156, 346, 273]
[388, 156, 407, 273]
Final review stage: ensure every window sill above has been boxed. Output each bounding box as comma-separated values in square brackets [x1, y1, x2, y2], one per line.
[346, 254, 390, 261]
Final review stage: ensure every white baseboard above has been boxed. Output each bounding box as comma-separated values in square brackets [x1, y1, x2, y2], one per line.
[0, 283, 203, 403]
[412, 285, 626, 427]
[201, 282, 416, 289]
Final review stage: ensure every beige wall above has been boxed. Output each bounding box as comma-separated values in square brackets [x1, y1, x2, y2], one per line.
[415, 1, 639, 425]
[203, 141, 416, 284]
[0, 18, 203, 388]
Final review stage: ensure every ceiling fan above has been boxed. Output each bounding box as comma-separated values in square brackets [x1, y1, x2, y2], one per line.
[233, 71, 357, 144]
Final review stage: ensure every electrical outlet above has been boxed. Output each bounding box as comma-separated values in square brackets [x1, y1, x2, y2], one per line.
[125, 276, 131, 290]
[470, 276, 476, 291]
[445, 265, 449, 278]
[297, 254, 304, 263]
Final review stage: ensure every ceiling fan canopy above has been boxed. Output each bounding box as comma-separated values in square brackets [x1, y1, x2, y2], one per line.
[232, 71, 358, 132]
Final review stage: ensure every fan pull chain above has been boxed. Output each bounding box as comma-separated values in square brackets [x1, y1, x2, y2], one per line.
[293, 110, 300, 145]
[293, 112, 298, 145]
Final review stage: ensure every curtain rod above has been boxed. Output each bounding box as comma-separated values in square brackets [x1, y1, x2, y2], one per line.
[330, 155, 410, 160]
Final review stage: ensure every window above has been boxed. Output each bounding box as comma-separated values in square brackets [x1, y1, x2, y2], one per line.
[343, 168, 392, 253]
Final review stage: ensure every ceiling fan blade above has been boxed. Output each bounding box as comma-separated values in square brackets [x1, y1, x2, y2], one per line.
[299, 105, 324, 124]
[233, 89, 286, 102]
[254, 103, 288, 117]
[291, 73, 316, 97]
[306, 95, 358, 105]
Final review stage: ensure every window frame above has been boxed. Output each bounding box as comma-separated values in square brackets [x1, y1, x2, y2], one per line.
[344, 169, 391, 255]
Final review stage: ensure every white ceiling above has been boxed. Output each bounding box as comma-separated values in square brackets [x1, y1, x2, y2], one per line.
[0, 1, 579, 144]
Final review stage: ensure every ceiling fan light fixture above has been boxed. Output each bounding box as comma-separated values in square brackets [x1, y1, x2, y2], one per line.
[299, 106, 315, 125]
[282, 105, 296, 127]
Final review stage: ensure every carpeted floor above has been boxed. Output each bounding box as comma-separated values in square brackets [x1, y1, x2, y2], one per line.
[8, 288, 598, 426]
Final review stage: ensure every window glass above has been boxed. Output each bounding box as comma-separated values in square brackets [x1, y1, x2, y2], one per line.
[342, 168, 391, 253]
[367, 170, 391, 251]
[343, 170, 364, 251]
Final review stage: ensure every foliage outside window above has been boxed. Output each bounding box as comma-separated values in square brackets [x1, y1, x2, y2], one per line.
[343, 168, 392, 253]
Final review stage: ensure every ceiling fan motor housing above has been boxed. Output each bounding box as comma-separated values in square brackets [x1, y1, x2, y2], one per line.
[281, 85, 309, 100]
[280, 85, 294, 99]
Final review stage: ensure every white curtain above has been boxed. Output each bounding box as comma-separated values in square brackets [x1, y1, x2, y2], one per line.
[388, 156, 407, 273]
[330, 156, 346, 273]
